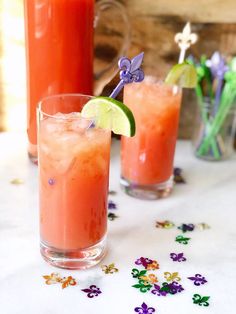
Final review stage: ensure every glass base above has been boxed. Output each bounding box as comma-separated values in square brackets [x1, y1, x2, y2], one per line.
[120, 176, 173, 200]
[40, 236, 107, 269]
[28, 143, 38, 165]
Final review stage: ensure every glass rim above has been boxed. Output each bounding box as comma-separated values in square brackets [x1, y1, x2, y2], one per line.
[37, 93, 95, 121]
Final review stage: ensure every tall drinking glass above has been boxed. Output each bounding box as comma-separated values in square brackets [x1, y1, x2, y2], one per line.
[38, 94, 111, 269]
[120, 77, 182, 200]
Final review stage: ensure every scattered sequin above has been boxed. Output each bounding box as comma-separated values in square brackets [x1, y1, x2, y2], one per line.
[178, 223, 195, 233]
[139, 274, 158, 285]
[151, 284, 168, 297]
[175, 235, 191, 245]
[196, 223, 211, 230]
[173, 167, 186, 184]
[61, 276, 77, 289]
[135, 257, 159, 270]
[131, 268, 147, 279]
[188, 274, 207, 286]
[81, 285, 102, 298]
[155, 220, 175, 229]
[108, 200, 117, 210]
[170, 253, 187, 262]
[101, 263, 118, 274]
[132, 280, 152, 293]
[192, 294, 210, 306]
[42, 273, 77, 289]
[48, 178, 55, 185]
[160, 281, 184, 295]
[134, 302, 156, 313]
[10, 178, 24, 185]
[43, 273, 62, 285]
[164, 272, 181, 282]
[108, 212, 119, 221]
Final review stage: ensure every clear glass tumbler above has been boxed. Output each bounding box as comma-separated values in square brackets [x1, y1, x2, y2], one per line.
[37, 94, 111, 269]
[120, 77, 182, 200]
[192, 99, 236, 161]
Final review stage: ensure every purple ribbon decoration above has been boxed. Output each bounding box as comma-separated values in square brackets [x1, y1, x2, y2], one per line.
[206, 51, 228, 115]
[110, 52, 145, 99]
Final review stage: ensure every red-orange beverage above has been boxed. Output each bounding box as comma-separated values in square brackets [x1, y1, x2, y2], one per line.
[24, 0, 94, 161]
[121, 77, 182, 199]
[38, 95, 111, 269]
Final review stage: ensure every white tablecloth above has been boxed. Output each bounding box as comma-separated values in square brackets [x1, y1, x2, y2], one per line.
[0, 132, 236, 314]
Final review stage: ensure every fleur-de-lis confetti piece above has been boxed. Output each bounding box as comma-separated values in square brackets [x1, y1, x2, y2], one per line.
[178, 223, 195, 233]
[81, 285, 102, 298]
[175, 235, 191, 245]
[146, 261, 159, 271]
[132, 280, 152, 293]
[192, 294, 210, 306]
[175, 22, 198, 63]
[134, 302, 156, 314]
[173, 167, 186, 184]
[61, 276, 77, 289]
[170, 252, 187, 262]
[43, 273, 62, 285]
[108, 212, 119, 221]
[108, 190, 117, 195]
[135, 257, 153, 268]
[188, 274, 207, 286]
[155, 220, 175, 229]
[160, 282, 184, 295]
[108, 200, 117, 210]
[139, 274, 158, 285]
[10, 178, 24, 185]
[110, 52, 144, 98]
[164, 272, 181, 282]
[132, 269, 147, 279]
[151, 284, 168, 297]
[101, 263, 119, 274]
[48, 178, 55, 185]
[196, 223, 210, 230]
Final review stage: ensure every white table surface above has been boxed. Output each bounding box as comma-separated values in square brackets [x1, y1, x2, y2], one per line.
[0, 131, 236, 314]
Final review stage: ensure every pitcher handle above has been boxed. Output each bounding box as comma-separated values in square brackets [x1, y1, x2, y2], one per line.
[94, 0, 130, 96]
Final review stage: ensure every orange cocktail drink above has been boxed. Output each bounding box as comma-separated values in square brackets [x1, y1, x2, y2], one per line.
[120, 77, 182, 199]
[38, 95, 111, 269]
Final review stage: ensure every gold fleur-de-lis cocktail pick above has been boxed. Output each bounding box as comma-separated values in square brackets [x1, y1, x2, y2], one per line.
[175, 22, 198, 64]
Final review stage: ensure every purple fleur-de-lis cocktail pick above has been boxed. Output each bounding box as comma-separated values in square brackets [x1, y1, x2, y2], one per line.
[188, 274, 207, 286]
[109, 52, 145, 99]
[206, 51, 229, 115]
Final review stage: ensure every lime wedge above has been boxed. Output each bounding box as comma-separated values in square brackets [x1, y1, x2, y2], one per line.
[165, 62, 197, 88]
[81, 96, 136, 137]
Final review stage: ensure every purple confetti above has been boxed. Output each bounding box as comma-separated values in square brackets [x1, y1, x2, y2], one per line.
[178, 223, 195, 232]
[134, 302, 156, 314]
[48, 178, 55, 185]
[170, 253, 187, 262]
[188, 274, 207, 286]
[135, 257, 153, 269]
[167, 281, 184, 294]
[81, 285, 102, 298]
[108, 200, 117, 210]
[151, 284, 168, 297]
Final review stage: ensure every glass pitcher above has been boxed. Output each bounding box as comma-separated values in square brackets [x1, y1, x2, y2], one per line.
[24, 0, 130, 162]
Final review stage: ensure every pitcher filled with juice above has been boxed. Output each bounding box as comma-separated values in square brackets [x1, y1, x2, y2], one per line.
[24, 0, 129, 162]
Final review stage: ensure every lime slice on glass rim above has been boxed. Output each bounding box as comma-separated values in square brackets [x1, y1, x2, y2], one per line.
[81, 96, 136, 137]
[165, 62, 197, 88]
